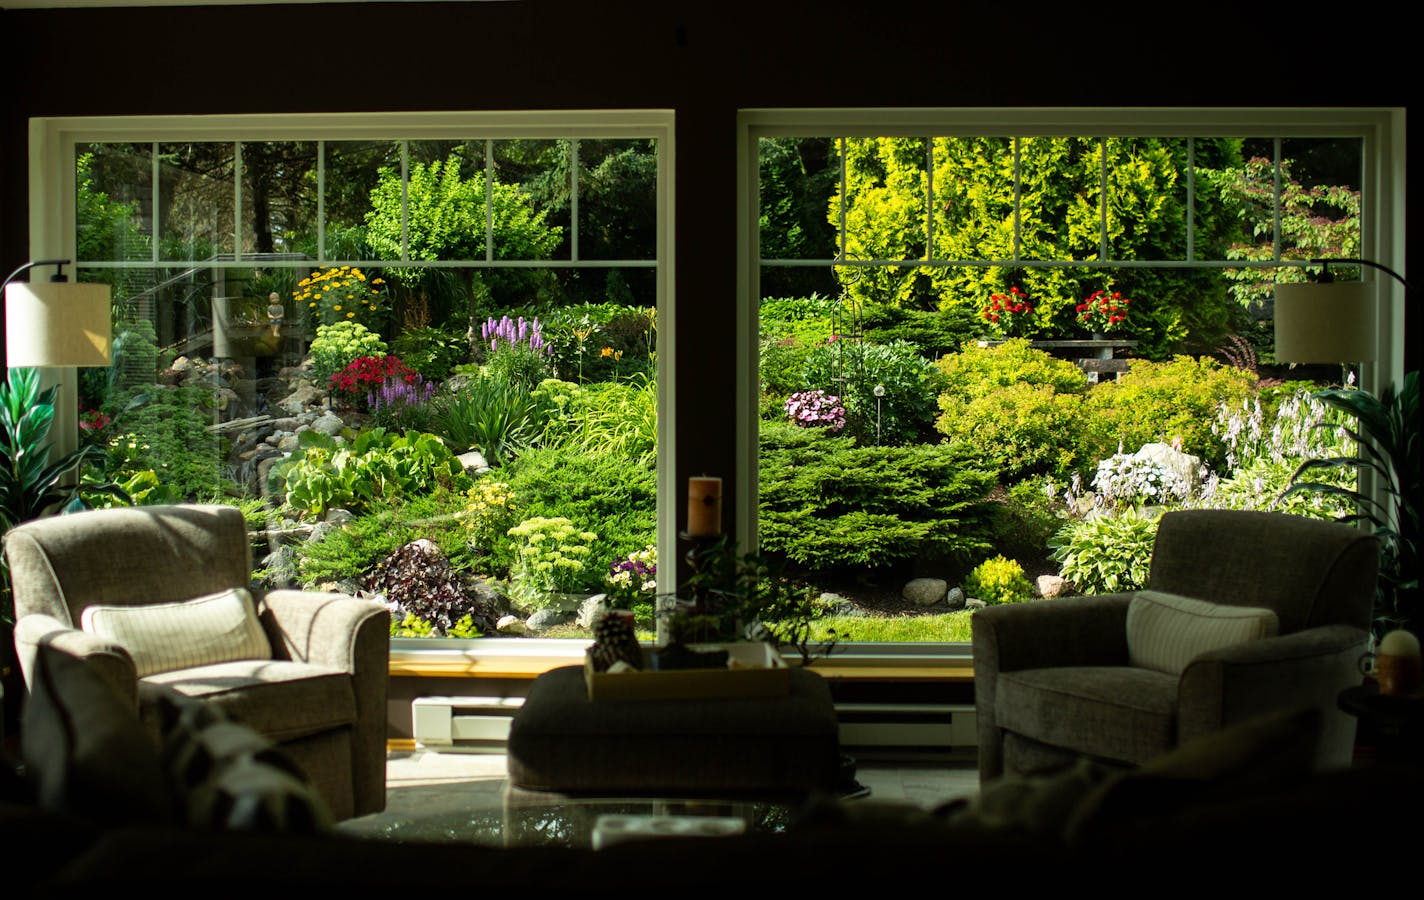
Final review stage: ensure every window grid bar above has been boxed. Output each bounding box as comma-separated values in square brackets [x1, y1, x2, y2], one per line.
[924, 137, 933, 262]
[400, 140, 410, 263]
[1186, 138, 1196, 261]
[570, 139, 580, 262]
[77, 258, 658, 270]
[233, 141, 243, 262]
[150, 142, 160, 266]
[317, 140, 326, 261]
[1272, 137, 1283, 262]
[485, 138, 495, 263]
[761, 257, 1319, 273]
[1098, 138, 1108, 261]
[1012, 137, 1022, 263]
[837, 137, 848, 262]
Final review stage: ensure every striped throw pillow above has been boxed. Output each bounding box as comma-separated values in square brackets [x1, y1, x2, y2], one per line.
[1126, 590, 1279, 676]
[80, 587, 272, 677]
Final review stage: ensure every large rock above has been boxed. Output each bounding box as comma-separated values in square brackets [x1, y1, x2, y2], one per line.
[457, 450, 491, 476]
[945, 586, 967, 611]
[1133, 441, 1201, 496]
[1037, 574, 1067, 598]
[525, 608, 575, 633]
[279, 381, 324, 415]
[902, 577, 948, 607]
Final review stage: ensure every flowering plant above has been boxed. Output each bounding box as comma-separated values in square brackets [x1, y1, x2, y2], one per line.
[981, 286, 1035, 337]
[368, 373, 437, 430]
[606, 544, 657, 609]
[482, 315, 551, 357]
[294, 265, 389, 329]
[506, 516, 600, 609]
[784, 389, 846, 431]
[329, 355, 421, 408]
[1076, 289, 1130, 334]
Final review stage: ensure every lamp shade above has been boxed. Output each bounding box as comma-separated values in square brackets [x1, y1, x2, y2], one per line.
[5, 280, 112, 367]
[1273, 281, 1377, 364]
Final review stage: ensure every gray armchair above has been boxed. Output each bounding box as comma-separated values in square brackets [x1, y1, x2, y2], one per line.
[973, 509, 1377, 783]
[5, 504, 390, 820]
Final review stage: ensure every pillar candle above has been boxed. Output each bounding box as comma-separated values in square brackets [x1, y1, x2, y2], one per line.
[687, 476, 722, 537]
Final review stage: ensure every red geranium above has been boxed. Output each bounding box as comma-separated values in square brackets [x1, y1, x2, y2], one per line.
[329, 355, 420, 408]
[981, 286, 1035, 337]
[1076, 289, 1131, 333]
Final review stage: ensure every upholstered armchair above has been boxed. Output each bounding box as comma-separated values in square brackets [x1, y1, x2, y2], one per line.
[973, 509, 1378, 783]
[5, 503, 390, 820]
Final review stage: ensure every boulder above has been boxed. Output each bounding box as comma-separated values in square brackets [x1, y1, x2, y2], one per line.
[1133, 441, 1201, 496]
[945, 586, 967, 611]
[1037, 574, 1067, 598]
[902, 577, 948, 607]
[457, 450, 491, 476]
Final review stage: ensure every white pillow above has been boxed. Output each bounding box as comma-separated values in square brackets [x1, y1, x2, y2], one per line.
[1126, 590, 1279, 675]
[81, 587, 272, 677]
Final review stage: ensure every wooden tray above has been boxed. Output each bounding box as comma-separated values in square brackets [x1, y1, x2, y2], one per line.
[584, 642, 789, 702]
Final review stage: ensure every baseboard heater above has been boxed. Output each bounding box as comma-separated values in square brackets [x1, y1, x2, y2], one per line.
[412, 696, 977, 752]
[834, 703, 977, 751]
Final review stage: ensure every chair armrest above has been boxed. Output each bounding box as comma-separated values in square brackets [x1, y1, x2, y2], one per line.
[12, 614, 140, 710]
[257, 589, 391, 816]
[1178, 624, 1370, 766]
[257, 590, 389, 672]
[971, 593, 1133, 782]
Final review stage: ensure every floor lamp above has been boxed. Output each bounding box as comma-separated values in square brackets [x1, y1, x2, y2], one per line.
[3, 259, 112, 369]
[3, 259, 113, 462]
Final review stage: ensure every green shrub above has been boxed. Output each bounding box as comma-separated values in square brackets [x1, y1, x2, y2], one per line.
[544, 302, 657, 385]
[938, 382, 1086, 482]
[798, 338, 943, 444]
[858, 303, 982, 361]
[295, 488, 482, 588]
[1078, 355, 1257, 475]
[758, 294, 840, 398]
[1048, 508, 1161, 595]
[392, 325, 469, 382]
[986, 479, 1066, 567]
[964, 555, 1036, 604]
[934, 340, 1089, 481]
[102, 386, 225, 501]
[935, 338, 1089, 399]
[502, 446, 656, 581]
[757, 419, 995, 571]
[309, 321, 388, 383]
[540, 375, 657, 467]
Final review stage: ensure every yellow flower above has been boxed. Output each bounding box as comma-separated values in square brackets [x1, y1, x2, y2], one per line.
[368, 304, 377, 311]
[372, 278, 384, 285]
[600, 347, 614, 357]
[309, 301, 317, 307]
[346, 312, 355, 318]
[333, 305, 342, 311]
[355, 271, 366, 281]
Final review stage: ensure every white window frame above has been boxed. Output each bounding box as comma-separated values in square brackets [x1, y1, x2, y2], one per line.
[737, 107, 1406, 661]
[29, 110, 676, 667]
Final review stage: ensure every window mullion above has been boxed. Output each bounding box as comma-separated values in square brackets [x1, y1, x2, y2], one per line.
[234, 141, 243, 262]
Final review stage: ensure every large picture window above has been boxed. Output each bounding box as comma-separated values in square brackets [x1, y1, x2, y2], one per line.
[740, 109, 1404, 655]
[34, 112, 673, 656]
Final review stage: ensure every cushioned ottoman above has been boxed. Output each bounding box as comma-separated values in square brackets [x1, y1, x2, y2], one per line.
[506, 665, 841, 797]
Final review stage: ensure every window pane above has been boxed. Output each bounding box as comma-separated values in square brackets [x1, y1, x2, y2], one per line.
[1104, 137, 1189, 262]
[324, 140, 398, 247]
[492, 138, 568, 262]
[158, 142, 236, 261]
[577, 138, 658, 262]
[78, 143, 153, 262]
[240, 141, 317, 258]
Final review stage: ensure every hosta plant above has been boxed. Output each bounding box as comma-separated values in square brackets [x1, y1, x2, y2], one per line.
[1049, 507, 1161, 595]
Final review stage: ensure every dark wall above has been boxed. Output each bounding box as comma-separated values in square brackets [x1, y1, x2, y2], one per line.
[1, 1, 1417, 556]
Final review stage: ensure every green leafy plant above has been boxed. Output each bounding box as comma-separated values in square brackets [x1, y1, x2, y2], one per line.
[428, 376, 550, 466]
[0, 368, 98, 532]
[308, 321, 389, 383]
[964, 555, 1036, 604]
[392, 325, 469, 382]
[1284, 371, 1420, 637]
[797, 337, 943, 445]
[1049, 508, 1161, 595]
[272, 428, 471, 518]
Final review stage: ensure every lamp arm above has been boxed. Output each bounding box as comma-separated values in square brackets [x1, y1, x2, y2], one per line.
[2, 259, 72, 293]
[1311, 257, 1410, 294]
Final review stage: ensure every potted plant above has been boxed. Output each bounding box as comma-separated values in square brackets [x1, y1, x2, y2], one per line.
[659, 536, 839, 668]
[1285, 370, 1420, 640]
[981, 286, 1035, 338]
[1076, 288, 1131, 338]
